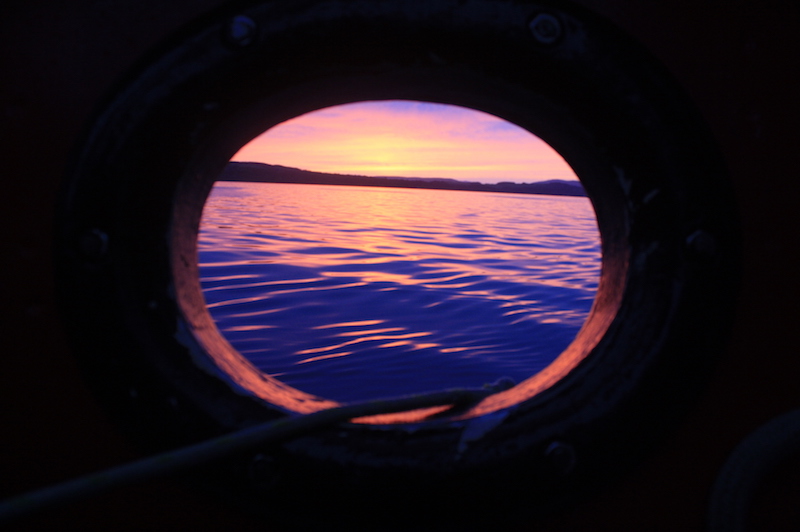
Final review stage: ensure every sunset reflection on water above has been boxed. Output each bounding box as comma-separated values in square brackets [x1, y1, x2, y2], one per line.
[199, 182, 600, 402]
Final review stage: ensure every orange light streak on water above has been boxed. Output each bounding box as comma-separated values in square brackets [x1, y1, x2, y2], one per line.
[200, 182, 601, 412]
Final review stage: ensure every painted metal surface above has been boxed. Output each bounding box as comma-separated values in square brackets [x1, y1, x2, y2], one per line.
[1, 1, 798, 530]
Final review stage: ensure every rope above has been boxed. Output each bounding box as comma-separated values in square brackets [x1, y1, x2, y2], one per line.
[0, 387, 492, 524]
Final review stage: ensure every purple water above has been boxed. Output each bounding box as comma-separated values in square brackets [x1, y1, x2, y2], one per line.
[199, 182, 600, 402]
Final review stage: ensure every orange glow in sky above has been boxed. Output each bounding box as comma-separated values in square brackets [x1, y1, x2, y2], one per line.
[231, 101, 578, 184]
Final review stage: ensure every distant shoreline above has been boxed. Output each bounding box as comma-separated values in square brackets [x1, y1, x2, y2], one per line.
[219, 162, 586, 197]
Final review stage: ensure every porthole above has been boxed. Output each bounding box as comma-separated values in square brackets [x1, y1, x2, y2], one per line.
[197, 100, 601, 408]
[56, 0, 739, 527]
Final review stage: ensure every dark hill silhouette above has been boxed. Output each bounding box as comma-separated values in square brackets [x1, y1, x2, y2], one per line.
[219, 162, 586, 197]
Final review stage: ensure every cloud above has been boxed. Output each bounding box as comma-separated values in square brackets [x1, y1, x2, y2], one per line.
[231, 100, 578, 183]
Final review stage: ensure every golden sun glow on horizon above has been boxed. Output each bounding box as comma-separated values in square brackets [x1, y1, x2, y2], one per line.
[230, 101, 578, 184]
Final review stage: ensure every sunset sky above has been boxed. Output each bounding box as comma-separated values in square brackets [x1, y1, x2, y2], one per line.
[231, 100, 578, 184]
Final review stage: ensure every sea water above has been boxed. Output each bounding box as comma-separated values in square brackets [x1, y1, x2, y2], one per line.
[199, 181, 600, 403]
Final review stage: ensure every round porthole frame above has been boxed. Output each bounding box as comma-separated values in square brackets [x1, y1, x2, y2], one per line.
[56, 0, 739, 526]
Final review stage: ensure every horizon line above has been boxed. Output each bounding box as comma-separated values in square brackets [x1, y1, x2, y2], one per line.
[230, 160, 582, 185]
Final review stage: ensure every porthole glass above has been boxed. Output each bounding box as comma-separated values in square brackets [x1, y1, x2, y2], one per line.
[198, 100, 601, 403]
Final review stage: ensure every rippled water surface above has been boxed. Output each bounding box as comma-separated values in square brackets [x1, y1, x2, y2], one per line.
[199, 182, 600, 402]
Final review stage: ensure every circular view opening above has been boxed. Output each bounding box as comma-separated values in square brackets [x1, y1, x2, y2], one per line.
[198, 101, 600, 404]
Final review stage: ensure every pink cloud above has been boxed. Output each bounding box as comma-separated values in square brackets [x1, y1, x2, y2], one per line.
[231, 101, 578, 183]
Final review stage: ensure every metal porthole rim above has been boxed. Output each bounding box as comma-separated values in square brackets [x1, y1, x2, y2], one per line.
[56, 0, 739, 527]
